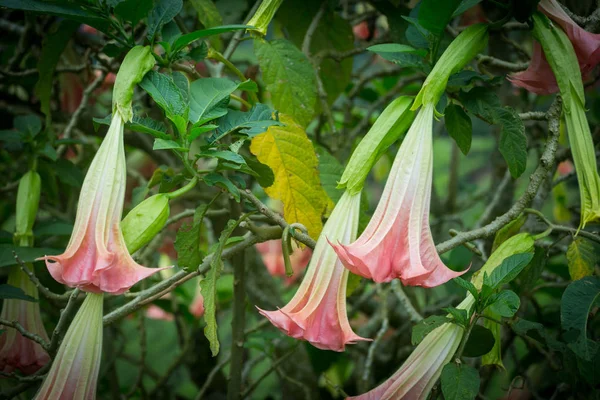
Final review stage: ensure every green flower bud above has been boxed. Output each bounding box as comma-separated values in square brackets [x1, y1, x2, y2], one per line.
[113, 46, 156, 122]
[246, 0, 283, 37]
[15, 170, 41, 246]
[121, 194, 170, 254]
[532, 12, 600, 228]
[412, 24, 489, 111]
[338, 96, 415, 193]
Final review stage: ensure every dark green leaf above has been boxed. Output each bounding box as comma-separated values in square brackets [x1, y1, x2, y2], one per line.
[201, 218, 241, 356]
[114, 0, 153, 24]
[487, 290, 521, 317]
[203, 173, 240, 201]
[485, 253, 534, 289]
[254, 39, 317, 127]
[188, 42, 209, 61]
[459, 87, 501, 124]
[418, 0, 462, 36]
[411, 315, 452, 345]
[518, 246, 546, 292]
[367, 43, 428, 68]
[197, 150, 246, 165]
[153, 138, 188, 151]
[172, 71, 189, 102]
[0, 0, 109, 32]
[403, 16, 432, 50]
[35, 21, 78, 121]
[34, 220, 73, 237]
[172, 25, 250, 53]
[498, 107, 527, 178]
[0, 284, 37, 302]
[54, 159, 84, 188]
[189, 78, 237, 124]
[561, 276, 600, 361]
[147, 0, 183, 41]
[139, 71, 188, 121]
[447, 70, 503, 88]
[453, 277, 479, 299]
[128, 116, 170, 139]
[452, 0, 483, 17]
[0, 246, 61, 268]
[463, 324, 496, 357]
[14, 115, 42, 138]
[444, 306, 469, 327]
[445, 104, 472, 155]
[213, 104, 280, 143]
[244, 156, 274, 188]
[174, 204, 209, 271]
[441, 363, 480, 400]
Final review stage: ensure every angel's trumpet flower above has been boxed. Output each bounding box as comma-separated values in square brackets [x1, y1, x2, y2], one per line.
[509, 0, 600, 95]
[0, 267, 50, 374]
[258, 191, 369, 352]
[332, 104, 466, 286]
[34, 293, 103, 400]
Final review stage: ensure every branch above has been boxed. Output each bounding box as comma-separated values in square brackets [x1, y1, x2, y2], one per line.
[14, 252, 73, 302]
[0, 318, 50, 350]
[477, 55, 529, 72]
[47, 288, 81, 356]
[436, 97, 562, 254]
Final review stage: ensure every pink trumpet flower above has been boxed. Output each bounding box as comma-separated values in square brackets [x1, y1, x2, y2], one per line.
[332, 104, 466, 287]
[258, 191, 370, 352]
[349, 297, 474, 400]
[508, 0, 600, 94]
[34, 293, 103, 400]
[40, 113, 166, 295]
[0, 267, 50, 374]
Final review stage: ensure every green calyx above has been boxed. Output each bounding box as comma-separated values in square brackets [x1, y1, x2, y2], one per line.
[14, 170, 41, 247]
[412, 23, 489, 111]
[338, 96, 415, 193]
[246, 0, 283, 37]
[121, 194, 170, 254]
[113, 45, 156, 122]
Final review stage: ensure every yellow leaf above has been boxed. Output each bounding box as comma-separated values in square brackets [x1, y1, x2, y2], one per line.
[567, 237, 596, 281]
[250, 114, 327, 239]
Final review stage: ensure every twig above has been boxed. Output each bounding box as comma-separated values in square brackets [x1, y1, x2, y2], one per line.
[14, 252, 73, 301]
[195, 354, 232, 400]
[240, 345, 299, 398]
[519, 111, 548, 121]
[523, 208, 600, 245]
[0, 318, 50, 350]
[391, 280, 423, 323]
[436, 98, 562, 254]
[362, 286, 389, 390]
[301, 3, 326, 55]
[477, 55, 529, 72]
[48, 288, 81, 356]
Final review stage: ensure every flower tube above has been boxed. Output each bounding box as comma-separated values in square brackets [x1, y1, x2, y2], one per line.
[258, 191, 369, 352]
[34, 293, 103, 400]
[0, 267, 50, 374]
[332, 104, 466, 286]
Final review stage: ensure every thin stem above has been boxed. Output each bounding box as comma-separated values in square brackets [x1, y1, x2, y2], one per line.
[165, 176, 198, 199]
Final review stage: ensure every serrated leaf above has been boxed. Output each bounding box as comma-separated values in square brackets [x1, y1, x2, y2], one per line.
[411, 315, 451, 345]
[485, 253, 534, 290]
[561, 276, 600, 361]
[567, 237, 596, 281]
[445, 104, 472, 155]
[487, 290, 520, 317]
[498, 107, 527, 178]
[254, 39, 316, 127]
[35, 20, 78, 122]
[250, 115, 327, 239]
[441, 363, 480, 400]
[174, 205, 209, 271]
[189, 78, 238, 124]
[147, 0, 183, 41]
[453, 277, 478, 299]
[139, 71, 188, 122]
[201, 219, 240, 356]
[463, 324, 495, 357]
[459, 87, 501, 124]
[0, 284, 37, 302]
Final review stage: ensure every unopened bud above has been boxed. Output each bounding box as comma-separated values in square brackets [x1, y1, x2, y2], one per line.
[15, 170, 41, 246]
[121, 194, 170, 254]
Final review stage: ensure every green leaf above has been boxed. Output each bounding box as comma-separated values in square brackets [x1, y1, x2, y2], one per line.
[190, 0, 223, 34]
[453, 277, 479, 299]
[213, 103, 280, 142]
[188, 78, 238, 124]
[172, 25, 250, 53]
[139, 71, 188, 119]
[561, 276, 600, 361]
[491, 214, 526, 252]
[174, 205, 209, 271]
[484, 253, 534, 290]
[244, 156, 274, 188]
[201, 219, 241, 356]
[14, 115, 42, 138]
[403, 16, 432, 50]
[0, 0, 109, 32]
[189, 124, 218, 141]
[367, 43, 427, 68]
[452, 0, 483, 17]
[147, 0, 183, 41]
[459, 87, 501, 124]
[35, 20, 78, 121]
[518, 246, 547, 292]
[317, 147, 344, 204]
[172, 71, 189, 102]
[114, 0, 153, 25]
[153, 138, 188, 151]
[441, 363, 480, 400]
[411, 315, 451, 345]
[463, 324, 495, 357]
[445, 104, 472, 155]
[113, 46, 156, 122]
[0, 246, 61, 268]
[447, 70, 502, 88]
[254, 39, 317, 127]
[128, 116, 170, 139]
[566, 237, 596, 281]
[0, 284, 37, 302]
[443, 306, 469, 327]
[197, 150, 246, 165]
[498, 107, 528, 178]
[487, 290, 520, 317]
[54, 159, 84, 188]
[202, 173, 240, 202]
[418, 0, 462, 36]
